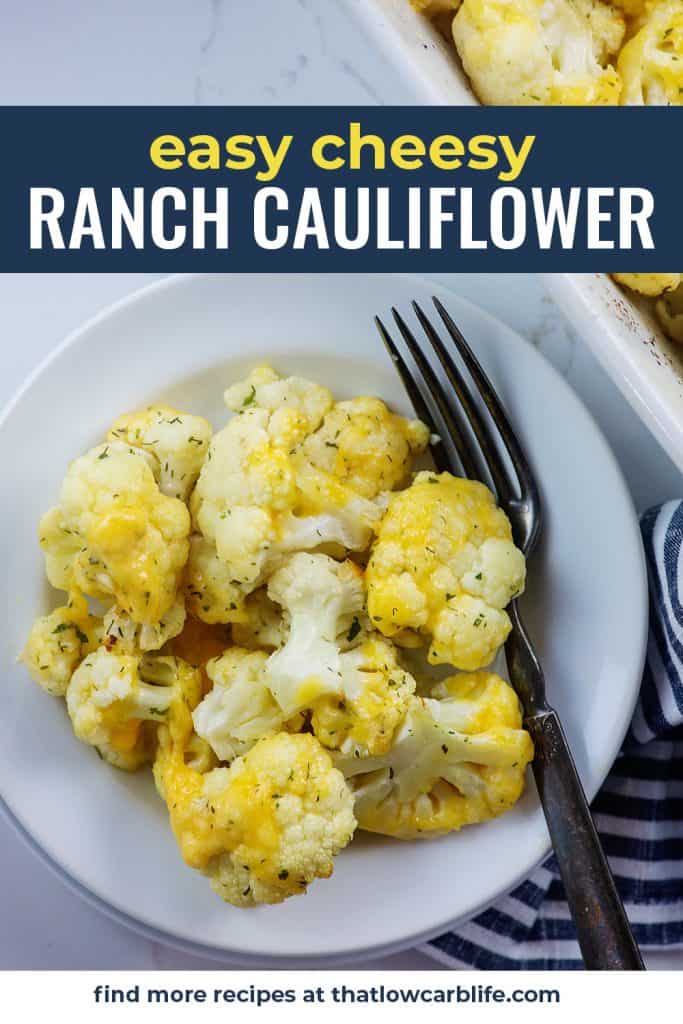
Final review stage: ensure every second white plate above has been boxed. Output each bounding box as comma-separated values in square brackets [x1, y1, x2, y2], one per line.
[347, 0, 683, 474]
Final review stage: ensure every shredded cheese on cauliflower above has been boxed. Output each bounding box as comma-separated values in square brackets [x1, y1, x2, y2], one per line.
[24, 367, 533, 908]
[367, 472, 526, 670]
[39, 441, 190, 625]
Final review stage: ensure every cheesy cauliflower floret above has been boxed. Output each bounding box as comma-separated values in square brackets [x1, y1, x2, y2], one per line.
[614, 273, 683, 343]
[192, 648, 286, 761]
[102, 595, 186, 655]
[155, 729, 356, 907]
[366, 472, 525, 671]
[22, 592, 101, 697]
[613, 272, 682, 297]
[191, 406, 296, 590]
[452, 0, 623, 105]
[618, 0, 683, 105]
[265, 553, 367, 716]
[108, 405, 212, 501]
[335, 672, 533, 839]
[311, 636, 416, 757]
[655, 281, 683, 342]
[279, 461, 385, 553]
[573, 0, 626, 63]
[303, 397, 430, 499]
[190, 382, 382, 623]
[66, 649, 201, 770]
[224, 364, 334, 436]
[39, 441, 190, 625]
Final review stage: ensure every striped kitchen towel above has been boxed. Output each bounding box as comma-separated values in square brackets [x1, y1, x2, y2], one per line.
[423, 500, 683, 970]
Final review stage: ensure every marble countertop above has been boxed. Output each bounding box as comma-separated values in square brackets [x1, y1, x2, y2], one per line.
[1, 0, 681, 971]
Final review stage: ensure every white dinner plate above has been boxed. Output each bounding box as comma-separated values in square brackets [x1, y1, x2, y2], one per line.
[0, 273, 647, 964]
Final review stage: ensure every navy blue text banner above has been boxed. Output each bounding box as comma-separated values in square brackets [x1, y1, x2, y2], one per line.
[3, 106, 681, 272]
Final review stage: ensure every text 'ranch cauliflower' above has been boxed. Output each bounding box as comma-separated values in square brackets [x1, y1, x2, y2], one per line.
[366, 472, 526, 671]
[24, 365, 534, 910]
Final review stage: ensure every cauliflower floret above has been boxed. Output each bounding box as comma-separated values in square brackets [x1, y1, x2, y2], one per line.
[209, 558, 408, 758]
[155, 728, 356, 907]
[655, 281, 683, 342]
[190, 409, 290, 588]
[22, 592, 101, 697]
[573, 0, 626, 63]
[278, 466, 385, 553]
[224, 364, 334, 435]
[231, 588, 287, 650]
[192, 648, 286, 761]
[618, 0, 683, 105]
[102, 595, 186, 655]
[108, 405, 212, 501]
[366, 472, 526, 671]
[39, 441, 190, 625]
[311, 636, 416, 757]
[262, 556, 413, 755]
[66, 649, 201, 770]
[452, 0, 623, 105]
[189, 368, 387, 625]
[613, 272, 682, 296]
[303, 397, 430, 500]
[335, 672, 533, 839]
[614, 273, 683, 343]
[265, 553, 366, 715]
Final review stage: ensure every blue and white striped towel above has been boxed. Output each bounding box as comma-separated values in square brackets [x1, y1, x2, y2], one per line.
[424, 501, 683, 970]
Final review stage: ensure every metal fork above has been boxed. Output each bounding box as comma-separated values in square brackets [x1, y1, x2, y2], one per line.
[376, 297, 644, 971]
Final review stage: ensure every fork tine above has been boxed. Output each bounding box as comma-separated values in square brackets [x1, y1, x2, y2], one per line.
[374, 316, 451, 474]
[390, 308, 480, 480]
[432, 296, 541, 517]
[412, 300, 516, 505]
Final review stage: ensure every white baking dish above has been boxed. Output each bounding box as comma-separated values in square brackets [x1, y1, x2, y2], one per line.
[344, 0, 683, 472]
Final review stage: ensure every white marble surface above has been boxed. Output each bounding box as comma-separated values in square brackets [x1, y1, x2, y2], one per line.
[0, 0, 681, 971]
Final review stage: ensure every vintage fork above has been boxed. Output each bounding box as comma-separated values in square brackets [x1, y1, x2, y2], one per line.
[375, 297, 644, 971]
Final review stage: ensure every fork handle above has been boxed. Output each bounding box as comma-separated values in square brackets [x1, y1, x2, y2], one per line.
[526, 710, 645, 970]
